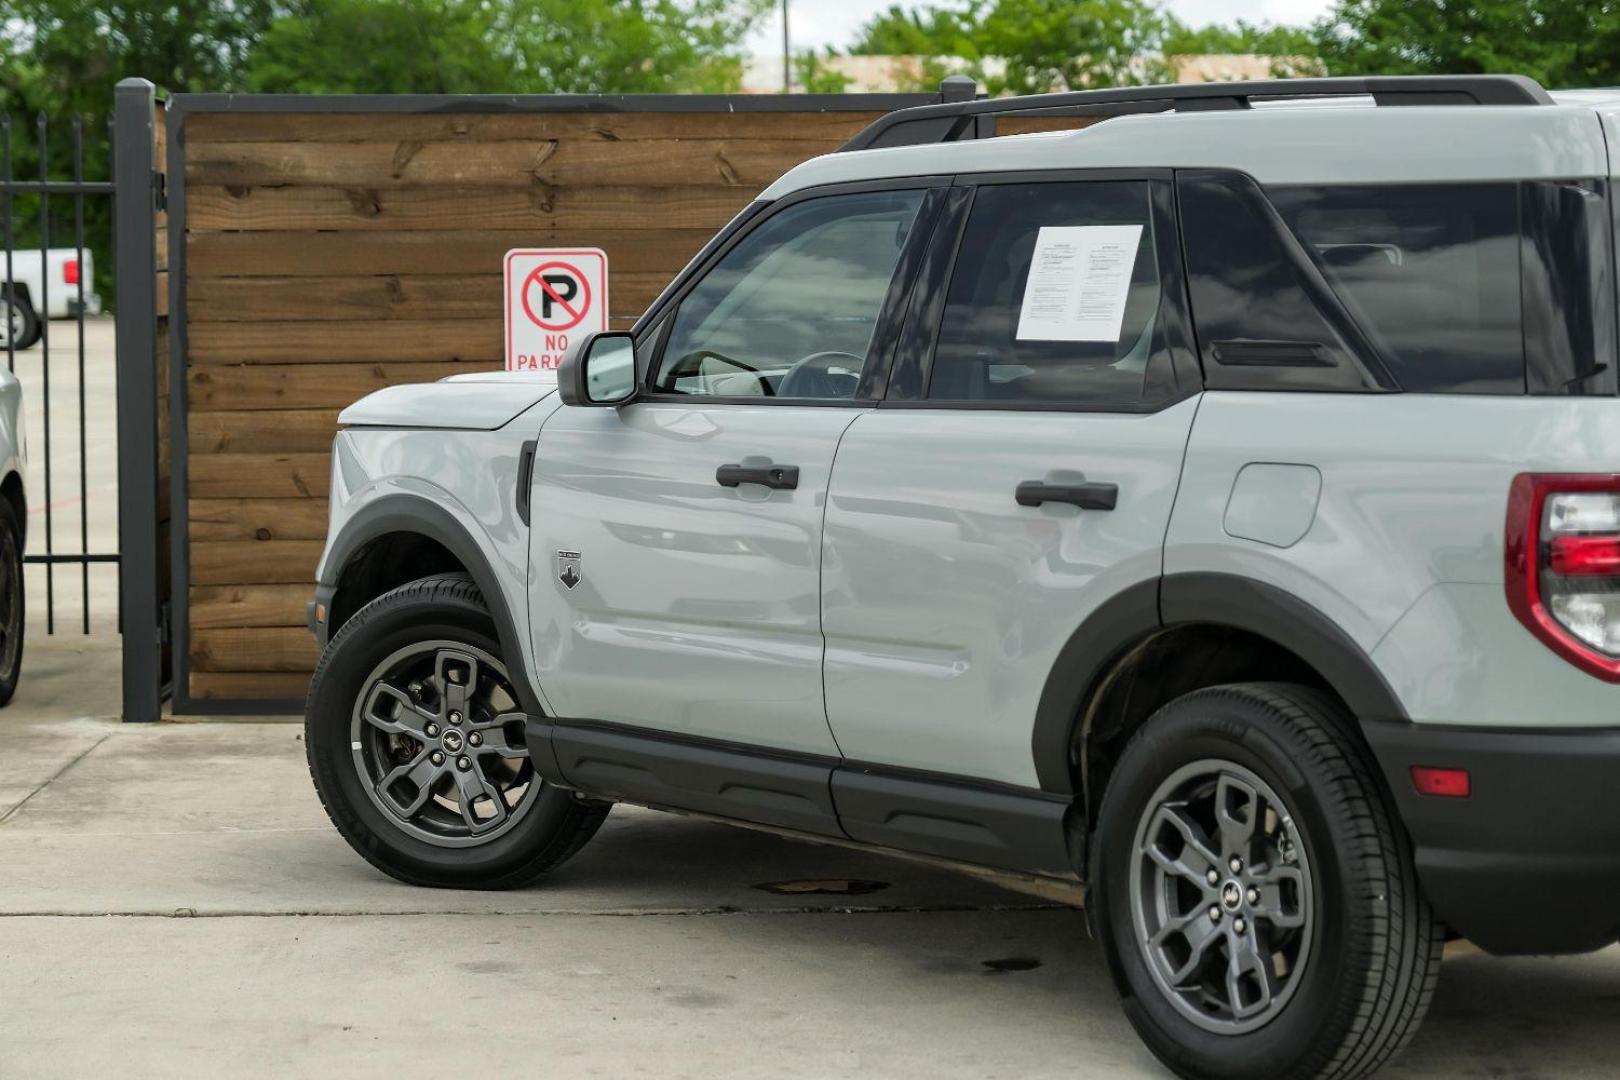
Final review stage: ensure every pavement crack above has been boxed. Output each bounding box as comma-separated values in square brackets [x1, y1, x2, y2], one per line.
[0, 734, 111, 825]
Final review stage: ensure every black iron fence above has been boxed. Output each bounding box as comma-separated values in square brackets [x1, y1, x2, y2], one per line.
[0, 78, 169, 721]
[0, 111, 118, 635]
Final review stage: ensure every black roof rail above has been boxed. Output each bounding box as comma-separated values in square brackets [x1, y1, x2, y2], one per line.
[841, 74, 1554, 151]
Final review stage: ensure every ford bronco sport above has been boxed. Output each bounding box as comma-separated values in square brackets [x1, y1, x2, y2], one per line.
[304, 75, 1620, 1079]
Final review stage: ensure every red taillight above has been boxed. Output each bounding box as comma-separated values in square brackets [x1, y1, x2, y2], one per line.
[62, 259, 78, 286]
[1410, 766, 1471, 799]
[1549, 535, 1620, 576]
[1505, 473, 1620, 681]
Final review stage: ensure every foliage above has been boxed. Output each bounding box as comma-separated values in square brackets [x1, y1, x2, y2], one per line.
[245, 0, 769, 94]
[245, 0, 504, 94]
[850, 0, 1326, 93]
[1312, 0, 1620, 88]
[1162, 18, 1316, 60]
[794, 49, 855, 94]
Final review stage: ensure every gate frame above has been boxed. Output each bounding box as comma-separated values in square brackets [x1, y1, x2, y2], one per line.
[114, 77, 166, 722]
[162, 81, 975, 716]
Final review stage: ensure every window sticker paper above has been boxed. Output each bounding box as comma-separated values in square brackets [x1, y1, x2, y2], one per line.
[1015, 224, 1143, 342]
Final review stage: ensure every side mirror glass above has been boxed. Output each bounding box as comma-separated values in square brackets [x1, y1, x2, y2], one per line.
[559, 331, 638, 407]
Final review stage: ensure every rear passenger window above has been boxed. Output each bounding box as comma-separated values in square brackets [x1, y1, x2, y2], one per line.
[927, 181, 1176, 406]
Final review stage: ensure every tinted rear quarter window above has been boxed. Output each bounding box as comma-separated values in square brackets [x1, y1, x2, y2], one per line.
[1269, 183, 1522, 393]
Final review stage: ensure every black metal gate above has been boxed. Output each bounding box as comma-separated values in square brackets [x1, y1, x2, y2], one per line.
[0, 78, 168, 721]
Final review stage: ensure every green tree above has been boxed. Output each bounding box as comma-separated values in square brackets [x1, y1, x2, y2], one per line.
[853, 0, 1176, 93]
[794, 49, 855, 94]
[245, 0, 504, 93]
[247, 0, 769, 94]
[1313, 0, 1620, 87]
[494, 0, 769, 93]
[1163, 18, 1316, 58]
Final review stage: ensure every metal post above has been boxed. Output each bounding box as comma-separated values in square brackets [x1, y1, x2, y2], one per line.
[781, 0, 791, 94]
[112, 78, 162, 722]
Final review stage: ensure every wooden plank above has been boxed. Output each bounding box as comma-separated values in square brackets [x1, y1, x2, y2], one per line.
[187, 228, 710, 278]
[188, 453, 331, 498]
[188, 361, 477, 409]
[185, 111, 883, 145]
[185, 139, 817, 189]
[188, 320, 501, 365]
[190, 670, 313, 700]
[188, 273, 668, 323]
[995, 116, 1102, 136]
[189, 409, 339, 453]
[191, 583, 313, 628]
[189, 499, 330, 542]
[190, 626, 319, 672]
[186, 183, 750, 233]
[191, 540, 324, 584]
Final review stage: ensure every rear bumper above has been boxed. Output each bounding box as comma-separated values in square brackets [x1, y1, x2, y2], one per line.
[1364, 720, 1620, 955]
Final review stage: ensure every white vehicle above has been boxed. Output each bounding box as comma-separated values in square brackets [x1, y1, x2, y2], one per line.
[1, 248, 100, 351]
[305, 75, 1620, 1079]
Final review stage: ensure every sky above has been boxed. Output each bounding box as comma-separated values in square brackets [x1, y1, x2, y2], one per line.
[745, 0, 1335, 57]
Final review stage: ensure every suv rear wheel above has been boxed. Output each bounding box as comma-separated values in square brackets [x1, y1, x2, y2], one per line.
[306, 573, 609, 889]
[1090, 683, 1441, 1080]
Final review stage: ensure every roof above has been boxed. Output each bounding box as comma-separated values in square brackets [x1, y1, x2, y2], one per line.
[761, 101, 1612, 197]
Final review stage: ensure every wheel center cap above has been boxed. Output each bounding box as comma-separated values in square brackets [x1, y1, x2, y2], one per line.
[1221, 880, 1243, 912]
[441, 729, 465, 753]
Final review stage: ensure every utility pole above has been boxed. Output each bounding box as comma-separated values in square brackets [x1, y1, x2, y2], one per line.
[782, 0, 791, 93]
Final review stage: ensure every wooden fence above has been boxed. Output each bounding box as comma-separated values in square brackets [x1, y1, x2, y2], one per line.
[164, 91, 955, 710]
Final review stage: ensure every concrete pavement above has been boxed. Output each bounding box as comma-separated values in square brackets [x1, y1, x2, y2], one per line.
[3, 638, 1620, 1078]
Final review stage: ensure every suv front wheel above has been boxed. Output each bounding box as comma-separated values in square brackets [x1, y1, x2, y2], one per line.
[1090, 683, 1441, 1080]
[306, 573, 609, 889]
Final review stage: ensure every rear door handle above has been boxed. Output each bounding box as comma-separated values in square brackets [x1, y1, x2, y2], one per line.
[717, 463, 800, 490]
[1015, 480, 1118, 510]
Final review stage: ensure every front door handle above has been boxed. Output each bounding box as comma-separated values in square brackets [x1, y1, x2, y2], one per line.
[1015, 480, 1118, 510]
[717, 463, 800, 490]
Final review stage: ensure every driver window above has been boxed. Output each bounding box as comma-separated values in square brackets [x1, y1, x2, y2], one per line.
[655, 189, 925, 400]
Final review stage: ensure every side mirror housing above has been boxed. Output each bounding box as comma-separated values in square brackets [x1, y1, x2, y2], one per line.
[558, 331, 639, 407]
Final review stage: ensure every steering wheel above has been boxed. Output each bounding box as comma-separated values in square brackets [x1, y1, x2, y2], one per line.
[777, 351, 865, 399]
[662, 349, 775, 396]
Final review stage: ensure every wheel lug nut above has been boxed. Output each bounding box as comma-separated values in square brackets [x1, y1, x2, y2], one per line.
[1208, 906, 1222, 923]
[1206, 869, 1219, 886]
[468, 732, 482, 747]
[1234, 917, 1247, 934]
[1247, 887, 1260, 905]
[456, 756, 471, 771]
[430, 751, 446, 766]
[1229, 857, 1243, 874]
[448, 711, 463, 726]
[426, 724, 439, 737]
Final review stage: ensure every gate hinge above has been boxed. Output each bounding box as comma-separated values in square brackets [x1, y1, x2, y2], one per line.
[157, 600, 171, 647]
[153, 172, 167, 213]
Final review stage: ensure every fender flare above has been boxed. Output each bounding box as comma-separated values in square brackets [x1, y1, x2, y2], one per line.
[320, 493, 542, 717]
[1030, 572, 1409, 794]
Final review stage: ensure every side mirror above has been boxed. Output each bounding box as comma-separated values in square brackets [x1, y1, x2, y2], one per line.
[558, 331, 638, 407]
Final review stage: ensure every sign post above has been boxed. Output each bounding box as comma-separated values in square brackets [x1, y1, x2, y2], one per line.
[503, 248, 609, 372]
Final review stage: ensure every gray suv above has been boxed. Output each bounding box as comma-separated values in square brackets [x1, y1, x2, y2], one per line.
[303, 76, 1620, 1079]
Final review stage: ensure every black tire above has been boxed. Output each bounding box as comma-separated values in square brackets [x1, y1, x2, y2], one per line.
[2, 292, 39, 352]
[1089, 683, 1441, 1080]
[0, 496, 24, 706]
[306, 573, 608, 889]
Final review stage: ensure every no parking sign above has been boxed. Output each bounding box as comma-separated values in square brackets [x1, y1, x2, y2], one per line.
[504, 248, 609, 372]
